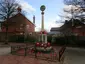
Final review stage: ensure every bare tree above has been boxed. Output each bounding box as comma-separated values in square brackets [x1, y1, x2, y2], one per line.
[63, 0, 85, 23]
[59, 0, 85, 45]
[64, 0, 80, 5]
[0, 0, 19, 20]
[0, 0, 19, 44]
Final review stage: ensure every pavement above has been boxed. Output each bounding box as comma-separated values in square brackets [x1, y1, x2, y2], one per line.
[0, 55, 63, 64]
[1, 44, 85, 64]
[0, 45, 63, 64]
[64, 47, 85, 64]
[0, 46, 11, 55]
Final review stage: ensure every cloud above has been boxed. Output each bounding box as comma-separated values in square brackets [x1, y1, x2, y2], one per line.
[63, 5, 80, 13]
[61, 5, 81, 20]
[17, 0, 36, 14]
[35, 22, 62, 32]
[46, 21, 63, 31]
[59, 11, 72, 20]
[35, 16, 63, 32]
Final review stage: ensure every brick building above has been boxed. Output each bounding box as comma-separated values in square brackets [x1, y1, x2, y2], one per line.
[0, 11, 35, 42]
[2, 13, 35, 34]
[50, 19, 85, 40]
[60, 19, 85, 37]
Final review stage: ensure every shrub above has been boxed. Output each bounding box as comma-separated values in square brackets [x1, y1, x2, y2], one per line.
[47, 35, 52, 43]
[51, 36, 66, 45]
[9, 35, 17, 42]
[9, 35, 38, 43]
[25, 35, 38, 43]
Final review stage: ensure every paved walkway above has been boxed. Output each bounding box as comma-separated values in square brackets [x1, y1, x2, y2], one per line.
[0, 45, 64, 64]
[1, 46, 85, 64]
[1, 44, 85, 64]
[64, 47, 85, 64]
[0, 55, 63, 64]
[0, 47, 11, 55]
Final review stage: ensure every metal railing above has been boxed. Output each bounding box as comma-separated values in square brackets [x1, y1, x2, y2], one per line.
[11, 45, 66, 62]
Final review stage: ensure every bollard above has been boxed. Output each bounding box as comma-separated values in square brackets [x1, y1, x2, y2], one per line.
[59, 46, 66, 62]
[11, 46, 13, 54]
[24, 46, 27, 56]
[34, 44, 37, 58]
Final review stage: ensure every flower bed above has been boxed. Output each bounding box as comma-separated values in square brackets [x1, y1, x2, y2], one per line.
[35, 42, 52, 53]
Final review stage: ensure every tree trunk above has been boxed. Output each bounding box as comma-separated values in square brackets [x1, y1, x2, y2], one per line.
[5, 27, 8, 44]
[4, 18, 9, 45]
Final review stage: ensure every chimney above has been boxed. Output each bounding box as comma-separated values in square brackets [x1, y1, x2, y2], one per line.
[33, 15, 35, 24]
[17, 7, 22, 13]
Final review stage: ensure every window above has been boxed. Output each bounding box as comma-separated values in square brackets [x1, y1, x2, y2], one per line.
[20, 32, 23, 35]
[26, 25, 29, 29]
[20, 24, 23, 26]
[29, 33, 32, 35]
[20, 27, 22, 29]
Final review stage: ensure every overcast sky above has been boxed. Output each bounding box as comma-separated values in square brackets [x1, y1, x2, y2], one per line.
[17, 0, 65, 32]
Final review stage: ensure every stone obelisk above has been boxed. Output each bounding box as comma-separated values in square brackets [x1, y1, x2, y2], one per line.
[40, 5, 46, 31]
[40, 5, 46, 43]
